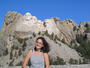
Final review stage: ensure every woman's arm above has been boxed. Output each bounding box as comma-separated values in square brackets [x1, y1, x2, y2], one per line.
[43, 53, 50, 68]
[22, 50, 32, 68]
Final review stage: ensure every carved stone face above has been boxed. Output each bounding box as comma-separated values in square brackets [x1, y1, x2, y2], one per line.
[24, 12, 32, 21]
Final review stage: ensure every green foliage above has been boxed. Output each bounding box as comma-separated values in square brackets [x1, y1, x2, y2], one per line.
[5, 22, 8, 25]
[50, 33, 54, 40]
[27, 59, 31, 66]
[79, 41, 90, 59]
[16, 37, 28, 51]
[70, 40, 76, 45]
[73, 26, 77, 31]
[22, 41, 27, 51]
[54, 35, 60, 41]
[9, 59, 14, 66]
[76, 34, 90, 59]
[79, 59, 82, 64]
[61, 38, 66, 44]
[38, 31, 41, 35]
[44, 30, 53, 40]
[10, 50, 13, 59]
[18, 49, 22, 56]
[44, 30, 50, 38]
[76, 34, 84, 43]
[86, 26, 90, 33]
[44, 30, 60, 43]
[82, 58, 88, 64]
[16, 38, 24, 44]
[14, 51, 17, 57]
[50, 56, 66, 65]
[78, 58, 89, 64]
[4, 18, 9, 25]
[33, 32, 36, 37]
[15, 35, 28, 44]
[3, 48, 8, 56]
[49, 33, 54, 40]
[0, 54, 2, 57]
[43, 22, 46, 27]
[85, 23, 90, 33]
[16, 61, 22, 66]
[69, 58, 78, 64]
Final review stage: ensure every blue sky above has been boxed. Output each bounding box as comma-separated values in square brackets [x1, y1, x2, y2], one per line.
[0, 0, 90, 30]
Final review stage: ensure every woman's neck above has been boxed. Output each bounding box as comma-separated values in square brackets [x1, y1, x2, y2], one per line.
[35, 48, 41, 52]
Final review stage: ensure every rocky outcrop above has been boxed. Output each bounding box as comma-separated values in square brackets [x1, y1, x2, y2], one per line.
[0, 11, 90, 66]
[2, 12, 79, 44]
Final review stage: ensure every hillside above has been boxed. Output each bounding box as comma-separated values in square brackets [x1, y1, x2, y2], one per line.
[0, 11, 90, 66]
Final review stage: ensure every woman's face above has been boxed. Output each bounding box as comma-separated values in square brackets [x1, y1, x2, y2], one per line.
[35, 39, 44, 50]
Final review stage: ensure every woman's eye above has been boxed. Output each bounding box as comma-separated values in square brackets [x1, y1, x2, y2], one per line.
[36, 42, 42, 45]
[40, 43, 42, 45]
[38, 42, 42, 44]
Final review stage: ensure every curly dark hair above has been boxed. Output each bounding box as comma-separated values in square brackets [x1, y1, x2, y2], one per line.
[34, 37, 50, 53]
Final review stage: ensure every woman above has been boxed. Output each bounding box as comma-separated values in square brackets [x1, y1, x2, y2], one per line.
[22, 37, 50, 68]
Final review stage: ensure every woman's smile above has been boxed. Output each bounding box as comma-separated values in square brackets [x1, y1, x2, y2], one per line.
[36, 44, 41, 48]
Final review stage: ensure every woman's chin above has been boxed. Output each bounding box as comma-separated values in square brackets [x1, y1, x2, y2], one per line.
[36, 47, 41, 50]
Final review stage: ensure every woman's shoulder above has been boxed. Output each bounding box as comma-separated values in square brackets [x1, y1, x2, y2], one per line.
[43, 53, 48, 55]
[43, 53, 49, 57]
